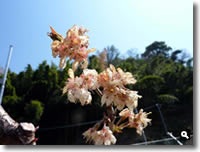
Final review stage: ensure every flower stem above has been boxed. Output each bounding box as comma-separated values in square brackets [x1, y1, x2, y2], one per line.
[116, 117, 124, 126]
[119, 121, 129, 129]
[95, 89, 102, 97]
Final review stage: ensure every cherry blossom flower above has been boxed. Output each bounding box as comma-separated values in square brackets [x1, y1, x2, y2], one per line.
[114, 89, 141, 111]
[119, 108, 151, 135]
[49, 25, 96, 70]
[117, 67, 137, 85]
[99, 65, 141, 111]
[82, 128, 96, 143]
[129, 109, 151, 135]
[98, 65, 136, 88]
[51, 40, 61, 57]
[81, 69, 99, 90]
[63, 68, 98, 105]
[119, 108, 134, 122]
[67, 88, 92, 105]
[83, 125, 116, 145]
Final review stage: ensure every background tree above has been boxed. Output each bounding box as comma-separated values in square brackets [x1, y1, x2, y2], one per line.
[24, 100, 44, 125]
[142, 41, 172, 59]
[105, 45, 120, 66]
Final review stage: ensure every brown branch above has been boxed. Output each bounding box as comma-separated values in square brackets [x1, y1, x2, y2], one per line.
[0, 105, 38, 145]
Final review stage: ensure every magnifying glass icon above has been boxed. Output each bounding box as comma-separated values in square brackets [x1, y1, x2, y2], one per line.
[181, 131, 189, 139]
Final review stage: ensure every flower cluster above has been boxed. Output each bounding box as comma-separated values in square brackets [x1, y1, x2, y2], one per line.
[49, 25, 96, 70]
[63, 68, 98, 105]
[119, 108, 152, 135]
[99, 65, 141, 111]
[49, 25, 152, 145]
[83, 125, 116, 145]
[63, 65, 141, 111]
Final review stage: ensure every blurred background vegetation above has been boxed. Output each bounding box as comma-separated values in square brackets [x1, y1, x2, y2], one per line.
[0, 41, 193, 145]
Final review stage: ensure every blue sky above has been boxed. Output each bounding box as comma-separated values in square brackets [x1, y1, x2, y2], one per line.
[0, 0, 192, 73]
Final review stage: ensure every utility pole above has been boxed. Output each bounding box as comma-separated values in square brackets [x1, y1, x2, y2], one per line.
[0, 45, 13, 104]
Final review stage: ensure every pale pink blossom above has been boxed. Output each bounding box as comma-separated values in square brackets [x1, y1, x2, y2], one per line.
[63, 68, 98, 105]
[119, 108, 151, 135]
[98, 65, 136, 88]
[63, 69, 91, 105]
[119, 108, 135, 127]
[98, 65, 140, 111]
[129, 109, 151, 135]
[101, 87, 142, 111]
[66, 88, 92, 105]
[119, 108, 134, 120]
[81, 69, 99, 90]
[82, 128, 96, 143]
[83, 125, 116, 145]
[51, 40, 60, 57]
[117, 67, 137, 85]
[59, 56, 67, 69]
[49, 25, 96, 70]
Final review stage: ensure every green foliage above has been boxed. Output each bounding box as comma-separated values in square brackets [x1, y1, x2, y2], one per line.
[170, 50, 182, 61]
[118, 59, 137, 72]
[183, 86, 193, 104]
[88, 55, 103, 72]
[142, 41, 172, 59]
[24, 100, 44, 125]
[58, 60, 71, 87]
[186, 58, 193, 69]
[134, 75, 165, 105]
[136, 75, 165, 91]
[2, 95, 21, 117]
[4, 71, 16, 96]
[157, 94, 179, 104]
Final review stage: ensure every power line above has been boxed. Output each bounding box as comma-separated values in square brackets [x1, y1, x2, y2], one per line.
[132, 136, 181, 145]
[39, 119, 101, 132]
[167, 132, 183, 145]
[132, 135, 193, 145]
[156, 104, 168, 133]
[155, 104, 183, 145]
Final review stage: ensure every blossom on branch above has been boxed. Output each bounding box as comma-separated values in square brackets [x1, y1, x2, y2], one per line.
[98, 65, 141, 111]
[98, 64, 136, 88]
[119, 108, 151, 135]
[119, 108, 134, 121]
[101, 88, 141, 111]
[81, 69, 99, 90]
[49, 25, 152, 145]
[130, 109, 152, 135]
[48, 25, 96, 70]
[83, 125, 116, 145]
[63, 68, 98, 105]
